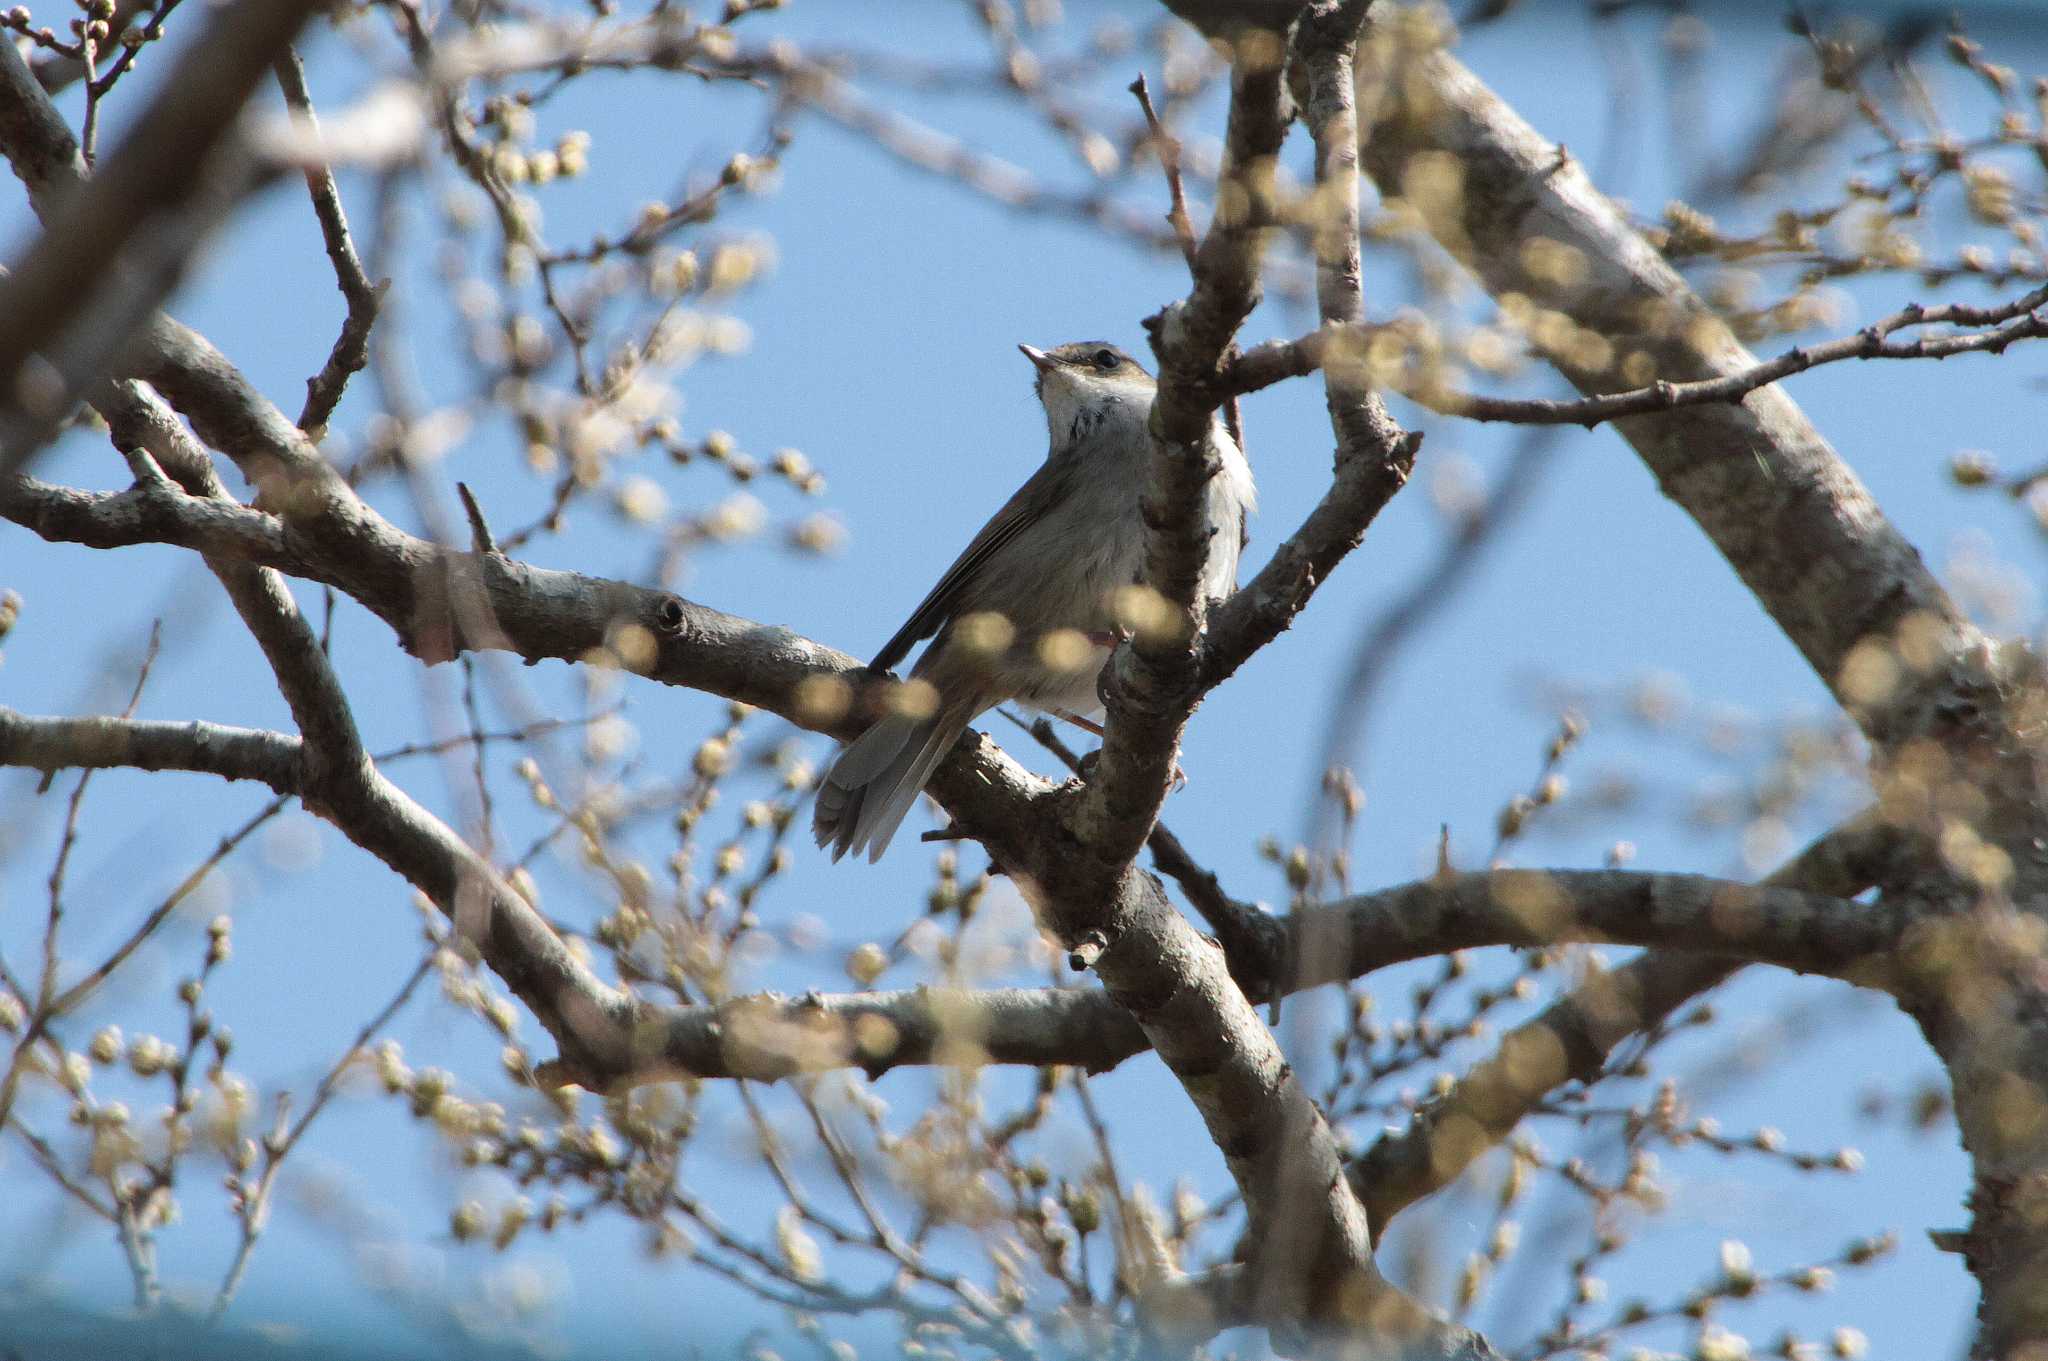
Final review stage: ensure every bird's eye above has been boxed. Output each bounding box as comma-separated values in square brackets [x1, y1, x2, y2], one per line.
[1092, 348, 1119, 371]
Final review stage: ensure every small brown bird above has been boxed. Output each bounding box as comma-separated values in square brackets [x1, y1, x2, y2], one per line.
[813, 341, 1256, 862]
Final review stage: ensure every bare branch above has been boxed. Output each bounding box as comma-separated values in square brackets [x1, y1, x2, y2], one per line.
[1064, 41, 1294, 870]
[0, 0, 329, 472]
[272, 46, 386, 435]
[1028, 10, 1487, 1353]
[1222, 285, 2048, 426]
[1350, 814, 1908, 1241]
[0, 708, 301, 790]
[0, 472, 288, 557]
[1129, 73, 1198, 270]
[1308, 866, 1898, 988]
[0, 704, 1917, 1094]
[1351, 42, 1986, 750]
[1180, 12, 1428, 704]
[0, 30, 85, 209]
[634, 986, 1149, 1086]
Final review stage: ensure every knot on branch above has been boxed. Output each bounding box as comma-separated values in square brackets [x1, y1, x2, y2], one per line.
[1068, 928, 1112, 972]
[652, 593, 687, 635]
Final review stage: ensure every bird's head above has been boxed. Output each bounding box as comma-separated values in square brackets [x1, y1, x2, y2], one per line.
[1019, 341, 1154, 448]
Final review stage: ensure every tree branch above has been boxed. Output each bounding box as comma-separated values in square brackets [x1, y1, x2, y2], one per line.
[0, 703, 1919, 1099]
[0, 26, 85, 210]
[637, 985, 1149, 1085]
[1196, 10, 1421, 694]
[0, 472, 289, 557]
[1307, 867, 1899, 988]
[1351, 41, 1987, 752]
[1022, 9, 1481, 1353]
[1221, 285, 2048, 427]
[0, 708, 301, 790]
[1349, 815, 1907, 1240]
[0, 0, 328, 472]
[272, 45, 385, 435]
[1352, 47, 2048, 1356]
[1068, 40, 1293, 869]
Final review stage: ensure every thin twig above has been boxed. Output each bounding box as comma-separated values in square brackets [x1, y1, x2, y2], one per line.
[1071, 1071, 1132, 1306]
[455, 480, 500, 556]
[211, 948, 439, 1320]
[1129, 70, 1244, 454]
[1129, 74, 1197, 270]
[1222, 282, 2048, 427]
[274, 46, 385, 434]
[39, 622, 160, 1009]
[49, 795, 290, 1018]
[7, 1113, 116, 1218]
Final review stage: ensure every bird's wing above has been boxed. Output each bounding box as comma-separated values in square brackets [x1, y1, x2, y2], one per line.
[868, 460, 1063, 674]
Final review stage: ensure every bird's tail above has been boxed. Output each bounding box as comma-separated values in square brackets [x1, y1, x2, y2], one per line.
[813, 705, 973, 863]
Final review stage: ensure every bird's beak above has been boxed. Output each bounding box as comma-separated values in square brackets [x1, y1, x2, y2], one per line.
[1018, 344, 1055, 373]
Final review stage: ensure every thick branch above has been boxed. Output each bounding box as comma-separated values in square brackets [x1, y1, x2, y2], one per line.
[210, 557, 367, 776]
[1352, 43, 1986, 751]
[641, 986, 1149, 1085]
[1310, 868, 1899, 988]
[1038, 9, 1479, 1354]
[0, 464, 874, 736]
[0, 28, 85, 210]
[0, 708, 300, 790]
[1015, 37, 1414, 1341]
[1356, 51, 2048, 1357]
[0, 473, 288, 556]
[1070, 43, 1293, 870]
[1235, 9, 1437, 1340]
[0, 706, 1918, 1097]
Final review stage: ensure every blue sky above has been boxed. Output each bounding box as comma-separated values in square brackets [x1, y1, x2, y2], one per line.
[4, 2, 2047, 1356]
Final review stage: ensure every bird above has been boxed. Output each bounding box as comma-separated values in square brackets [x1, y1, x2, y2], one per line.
[812, 340, 1256, 863]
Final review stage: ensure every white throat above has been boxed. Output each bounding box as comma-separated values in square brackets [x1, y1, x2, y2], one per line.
[1038, 370, 1153, 451]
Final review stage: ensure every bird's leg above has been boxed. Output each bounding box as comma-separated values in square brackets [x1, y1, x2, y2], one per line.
[1055, 710, 1106, 738]
[1054, 710, 1108, 782]
[1075, 624, 1197, 788]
